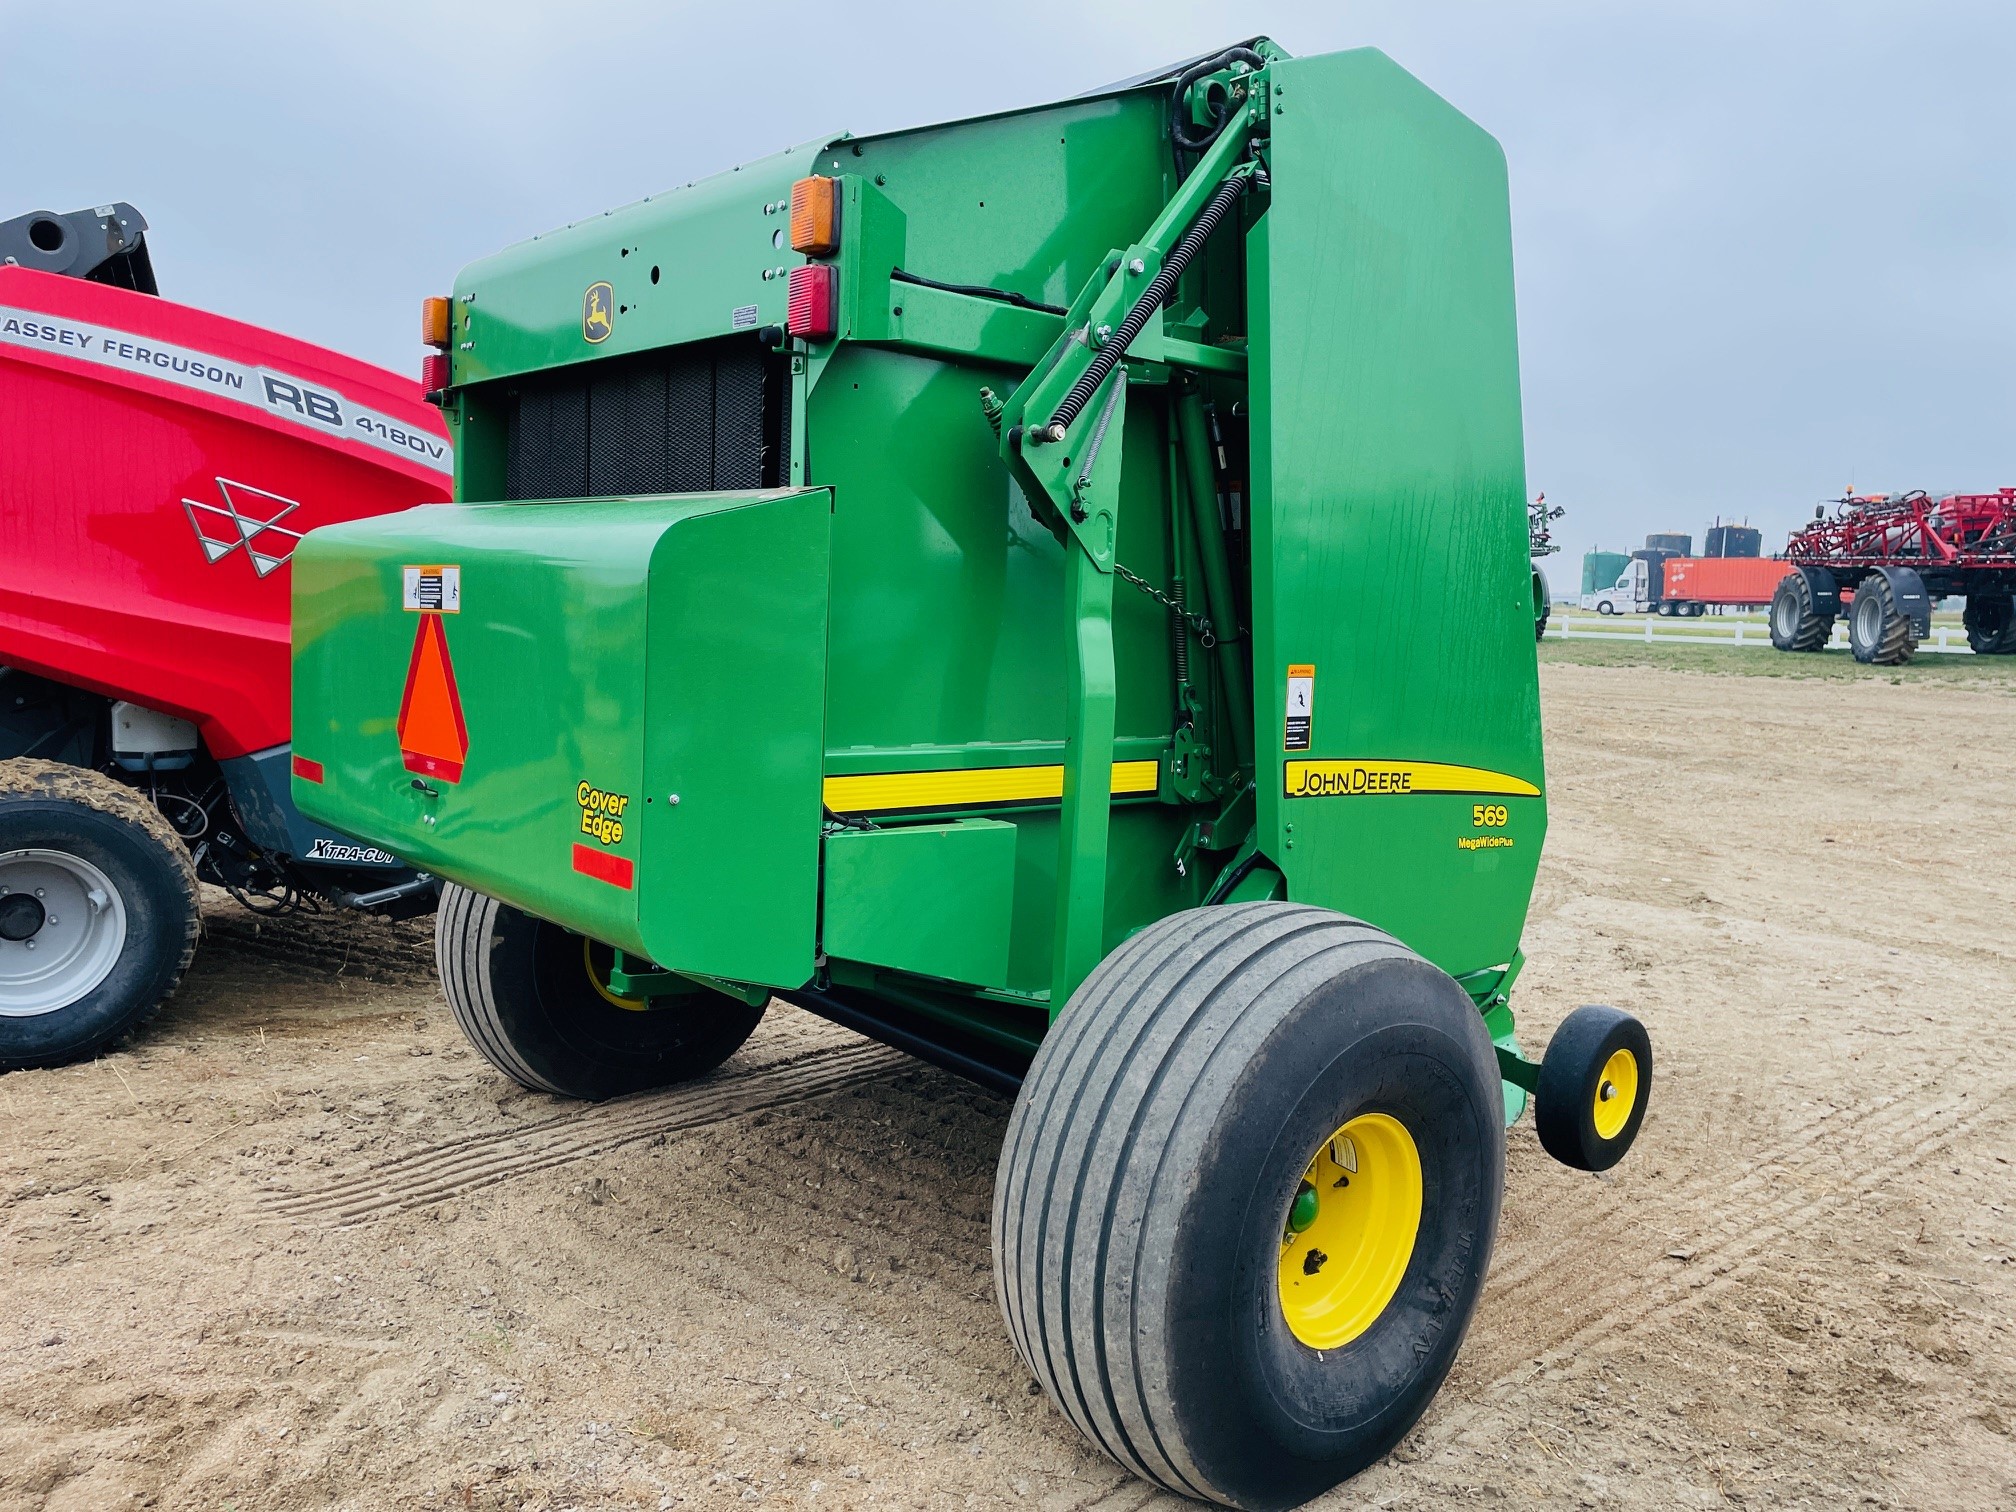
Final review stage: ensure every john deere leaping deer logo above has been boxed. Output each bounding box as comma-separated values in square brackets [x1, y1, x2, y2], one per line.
[582, 282, 614, 344]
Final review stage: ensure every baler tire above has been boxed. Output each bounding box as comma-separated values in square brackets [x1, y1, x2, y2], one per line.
[0, 759, 199, 1071]
[1848, 573, 1918, 666]
[1768, 574, 1832, 652]
[1963, 594, 2016, 655]
[993, 902, 1504, 1511]
[1535, 1005, 1652, 1172]
[435, 882, 765, 1101]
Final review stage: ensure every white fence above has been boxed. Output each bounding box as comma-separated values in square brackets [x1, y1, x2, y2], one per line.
[1544, 615, 1976, 655]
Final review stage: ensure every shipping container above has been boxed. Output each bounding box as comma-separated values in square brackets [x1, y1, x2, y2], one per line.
[1661, 556, 1788, 606]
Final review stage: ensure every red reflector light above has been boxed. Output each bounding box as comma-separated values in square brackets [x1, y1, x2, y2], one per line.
[786, 263, 837, 341]
[291, 754, 324, 783]
[403, 750, 465, 783]
[420, 351, 450, 397]
[572, 843, 634, 890]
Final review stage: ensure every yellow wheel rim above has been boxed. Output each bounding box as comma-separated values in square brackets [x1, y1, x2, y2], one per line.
[1277, 1112, 1423, 1350]
[1592, 1048, 1638, 1141]
[583, 938, 650, 1011]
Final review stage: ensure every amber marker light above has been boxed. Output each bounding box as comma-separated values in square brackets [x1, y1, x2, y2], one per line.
[789, 175, 841, 256]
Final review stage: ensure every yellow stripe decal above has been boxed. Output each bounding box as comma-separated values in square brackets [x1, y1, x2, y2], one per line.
[1285, 760, 1540, 800]
[824, 759, 1160, 815]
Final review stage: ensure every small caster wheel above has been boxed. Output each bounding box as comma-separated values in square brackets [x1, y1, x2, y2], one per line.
[1535, 1004, 1651, 1172]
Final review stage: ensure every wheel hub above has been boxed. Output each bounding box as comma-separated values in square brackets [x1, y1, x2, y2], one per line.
[0, 891, 45, 941]
[1591, 1048, 1639, 1141]
[583, 936, 651, 1011]
[1277, 1112, 1424, 1350]
[0, 849, 128, 1018]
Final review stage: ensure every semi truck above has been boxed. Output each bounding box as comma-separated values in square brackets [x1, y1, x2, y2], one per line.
[289, 42, 1651, 1509]
[1583, 554, 1788, 616]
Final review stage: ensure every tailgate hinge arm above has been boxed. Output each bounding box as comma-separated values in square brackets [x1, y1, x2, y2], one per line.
[990, 102, 1262, 1012]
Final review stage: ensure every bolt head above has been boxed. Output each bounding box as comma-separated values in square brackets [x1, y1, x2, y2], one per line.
[668, 794, 681, 806]
[1128, 257, 1145, 275]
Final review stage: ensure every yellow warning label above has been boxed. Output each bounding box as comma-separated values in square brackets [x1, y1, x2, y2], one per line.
[1284, 761, 1540, 799]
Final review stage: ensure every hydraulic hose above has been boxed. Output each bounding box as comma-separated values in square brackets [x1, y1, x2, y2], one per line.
[1038, 169, 1250, 441]
[1170, 45, 1266, 154]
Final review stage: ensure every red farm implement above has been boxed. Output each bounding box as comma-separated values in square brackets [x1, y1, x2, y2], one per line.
[0, 203, 449, 1070]
[1771, 488, 2016, 663]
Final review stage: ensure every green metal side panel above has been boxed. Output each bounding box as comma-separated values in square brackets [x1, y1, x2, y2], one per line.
[292, 489, 830, 988]
[822, 820, 1017, 987]
[636, 491, 831, 986]
[445, 142, 826, 392]
[809, 93, 1172, 316]
[804, 345, 1195, 993]
[810, 344, 1179, 753]
[1249, 49, 1544, 975]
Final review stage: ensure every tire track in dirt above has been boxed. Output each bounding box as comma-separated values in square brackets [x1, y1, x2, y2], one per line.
[261, 1040, 906, 1227]
[1485, 1058, 1969, 1304]
[1442, 1076, 1999, 1437]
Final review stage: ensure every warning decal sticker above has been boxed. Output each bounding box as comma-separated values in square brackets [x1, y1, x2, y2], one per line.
[1283, 664, 1315, 751]
[402, 564, 461, 613]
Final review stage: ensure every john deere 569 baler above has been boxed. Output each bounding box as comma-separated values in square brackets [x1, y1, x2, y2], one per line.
[293, 41, 1652, 1509]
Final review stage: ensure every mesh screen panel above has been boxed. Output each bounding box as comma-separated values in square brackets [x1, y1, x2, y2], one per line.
[500, 337, 786, 501]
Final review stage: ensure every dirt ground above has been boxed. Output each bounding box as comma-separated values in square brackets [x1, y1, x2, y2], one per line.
[3, 662, 2013, 1511]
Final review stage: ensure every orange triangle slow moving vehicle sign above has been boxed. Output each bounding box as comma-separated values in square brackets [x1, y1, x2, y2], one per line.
[397, 612, 470, 782]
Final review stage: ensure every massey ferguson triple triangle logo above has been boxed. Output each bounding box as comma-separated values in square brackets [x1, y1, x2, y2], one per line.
[181, 477, 304, 577]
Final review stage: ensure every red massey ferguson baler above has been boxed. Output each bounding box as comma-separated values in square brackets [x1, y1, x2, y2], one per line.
[0, 204, 449, 1069]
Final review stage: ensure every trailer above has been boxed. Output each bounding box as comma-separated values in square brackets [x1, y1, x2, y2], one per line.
[1772, 489, 2016, 662]
[1583, 555, 1791, 618]
[289, 42, 1651, 1509]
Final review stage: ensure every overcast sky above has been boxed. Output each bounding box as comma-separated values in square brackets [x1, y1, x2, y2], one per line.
[6, 1, 2010, 574]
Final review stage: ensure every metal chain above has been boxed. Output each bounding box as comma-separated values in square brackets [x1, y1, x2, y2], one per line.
[1114, 561, 1220, 648]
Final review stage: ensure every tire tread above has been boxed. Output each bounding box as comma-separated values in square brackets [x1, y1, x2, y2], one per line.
[435, 882, 564, 1094]
[0, 758, 199, 1065]
[995, 903, 1417, 1506]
